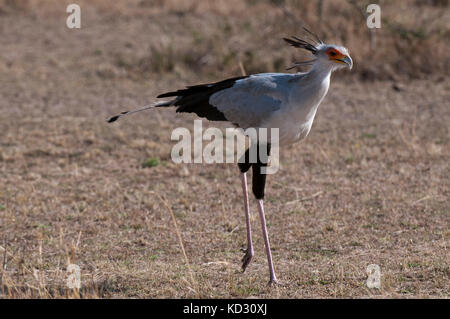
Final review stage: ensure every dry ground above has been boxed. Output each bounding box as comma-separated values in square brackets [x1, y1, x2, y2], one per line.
[0, 1, 449, 298]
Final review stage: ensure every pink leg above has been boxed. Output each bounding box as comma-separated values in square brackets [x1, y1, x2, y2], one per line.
[241, 172, 254, 272]
[257, 199, 278, 285]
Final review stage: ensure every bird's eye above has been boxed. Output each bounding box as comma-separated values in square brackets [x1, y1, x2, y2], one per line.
[329, 51, 337, 57]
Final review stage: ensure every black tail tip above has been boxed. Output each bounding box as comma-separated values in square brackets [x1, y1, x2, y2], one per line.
[107, 115, 119, 123]
[107, 111, 129, 123]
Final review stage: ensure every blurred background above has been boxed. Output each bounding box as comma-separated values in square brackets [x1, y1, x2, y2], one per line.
[0, 0, 448, 298]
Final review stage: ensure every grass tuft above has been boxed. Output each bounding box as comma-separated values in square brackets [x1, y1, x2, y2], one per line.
[142, 157, 160, 168]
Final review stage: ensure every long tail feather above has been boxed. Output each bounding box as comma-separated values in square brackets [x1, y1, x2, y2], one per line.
[107, 100, 174, 123]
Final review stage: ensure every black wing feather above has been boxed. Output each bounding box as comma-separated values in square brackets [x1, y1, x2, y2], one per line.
[156, 76, 248, 122]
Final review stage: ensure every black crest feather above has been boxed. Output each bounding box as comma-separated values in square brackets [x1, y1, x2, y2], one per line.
[283, 28, 323, 55]
[283, 36, 318, 54]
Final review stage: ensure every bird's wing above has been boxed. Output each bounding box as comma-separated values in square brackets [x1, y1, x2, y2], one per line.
[156, 76, 248, 122]
[209, 74, 295, 128]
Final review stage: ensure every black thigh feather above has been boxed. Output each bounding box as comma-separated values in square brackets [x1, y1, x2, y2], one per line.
[238, 143, 271, 200]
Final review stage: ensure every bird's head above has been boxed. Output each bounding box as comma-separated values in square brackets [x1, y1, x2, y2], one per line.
[316, 44, 353, 70]
[284, 29, 353, 71]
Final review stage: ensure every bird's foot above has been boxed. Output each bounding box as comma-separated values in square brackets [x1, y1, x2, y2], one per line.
[268, 277, 285, 287]
[241, 247, 254, 272]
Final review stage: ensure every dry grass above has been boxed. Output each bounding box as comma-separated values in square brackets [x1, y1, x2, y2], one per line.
[0, 1, 449, 298]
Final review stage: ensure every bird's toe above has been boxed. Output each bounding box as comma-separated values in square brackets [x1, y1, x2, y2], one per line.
[268, 278, 285, 287]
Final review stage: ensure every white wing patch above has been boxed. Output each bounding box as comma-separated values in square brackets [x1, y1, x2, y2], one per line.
[209, 74, 296, 128]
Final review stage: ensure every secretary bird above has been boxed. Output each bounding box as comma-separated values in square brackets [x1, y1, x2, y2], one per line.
[108, 29, 352, 285]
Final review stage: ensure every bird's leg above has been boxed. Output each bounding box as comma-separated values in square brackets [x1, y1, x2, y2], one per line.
[251, 143, 278, 285]
[240, 172, 254, 272]
[256, 199, 278, 285]
[238, 147, 254, 272]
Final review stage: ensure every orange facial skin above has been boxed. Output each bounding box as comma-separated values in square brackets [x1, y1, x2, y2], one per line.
[325, 48, 348, 64]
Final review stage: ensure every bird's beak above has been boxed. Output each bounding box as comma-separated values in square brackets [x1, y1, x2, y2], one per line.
[332, 55, 353, 70]
[341, 55, 353, 70]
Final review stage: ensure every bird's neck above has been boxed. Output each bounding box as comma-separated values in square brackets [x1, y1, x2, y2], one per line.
[308, 62, 333, 82]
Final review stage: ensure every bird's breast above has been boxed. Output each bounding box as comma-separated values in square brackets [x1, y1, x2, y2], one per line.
[263, 76, 330, 146]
